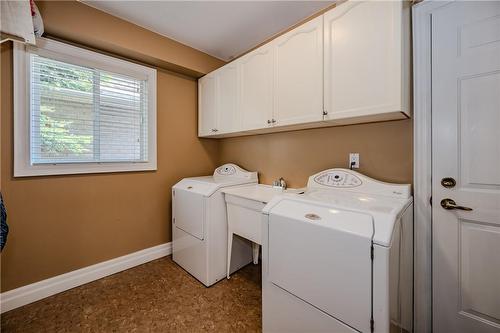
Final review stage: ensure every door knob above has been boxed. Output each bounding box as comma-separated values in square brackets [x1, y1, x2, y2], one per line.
[440, 198, 473, 211]
[441, 177, 456, 188]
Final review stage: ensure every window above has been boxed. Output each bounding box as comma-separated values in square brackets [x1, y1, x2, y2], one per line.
[14, 38, 157, 176]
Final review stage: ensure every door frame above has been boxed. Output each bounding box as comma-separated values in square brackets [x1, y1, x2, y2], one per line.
[413, 1, 452, 332]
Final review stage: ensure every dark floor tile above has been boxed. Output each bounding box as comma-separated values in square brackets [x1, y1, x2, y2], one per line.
[1, 256, 262, 333]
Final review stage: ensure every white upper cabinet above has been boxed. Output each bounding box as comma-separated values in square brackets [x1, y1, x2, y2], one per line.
[238, 44, 274, 131]
[216, 64, 239, 134]
[198, 65, 239, 136]
[274, 15, 324, 127]
[198, 73, 217, 136]
[323, 0, 410, 122]
[198, 0, 411, 138]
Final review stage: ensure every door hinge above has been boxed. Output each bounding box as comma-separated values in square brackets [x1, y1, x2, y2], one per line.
[370, 245, 374, 260]
[173, 190, 175, 197]
[173, 217, 175, 224]
[430, 196, 432, 206]
[370, 318, 374, 332]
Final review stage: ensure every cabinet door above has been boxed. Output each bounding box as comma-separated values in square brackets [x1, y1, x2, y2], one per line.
[238, 44, 274, 131]
[198, 74, 217, 136]
[324, 1, 405, 121]
[274, 15, 323, 127]
[216, 64, 239, 134]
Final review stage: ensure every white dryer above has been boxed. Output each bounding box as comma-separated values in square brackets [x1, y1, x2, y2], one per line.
[172, 164, 257, 287]
[262, 168, 413, 333]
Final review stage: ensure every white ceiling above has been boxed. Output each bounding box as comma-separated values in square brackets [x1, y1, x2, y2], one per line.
[82, 1, 334, 61]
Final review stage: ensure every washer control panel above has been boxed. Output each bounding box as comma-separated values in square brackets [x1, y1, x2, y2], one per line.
[313, 170, 362, 188]
[306, 168, 411, 199]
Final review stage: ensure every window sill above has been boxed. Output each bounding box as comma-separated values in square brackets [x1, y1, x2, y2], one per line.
[13, 160, 157, 177]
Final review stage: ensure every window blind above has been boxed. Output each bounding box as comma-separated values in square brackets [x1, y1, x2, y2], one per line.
[30, 54, 148, 164]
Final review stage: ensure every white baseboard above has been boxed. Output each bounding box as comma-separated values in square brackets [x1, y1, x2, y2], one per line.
[0, 242, 172, 313]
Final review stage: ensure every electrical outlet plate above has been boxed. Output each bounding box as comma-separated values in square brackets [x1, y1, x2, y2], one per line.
[349, 153, 360, 169]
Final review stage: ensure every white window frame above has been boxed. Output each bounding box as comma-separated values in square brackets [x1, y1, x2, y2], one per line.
[14, 37, 157, 177]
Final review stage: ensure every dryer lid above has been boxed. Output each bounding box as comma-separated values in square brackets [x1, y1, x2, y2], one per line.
[173, 178, 219, 197]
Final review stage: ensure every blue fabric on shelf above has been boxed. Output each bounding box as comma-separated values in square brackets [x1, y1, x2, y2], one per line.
[1, 193, 8, 251]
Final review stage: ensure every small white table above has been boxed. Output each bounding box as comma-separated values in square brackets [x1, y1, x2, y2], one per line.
[222, 185, 296, 279]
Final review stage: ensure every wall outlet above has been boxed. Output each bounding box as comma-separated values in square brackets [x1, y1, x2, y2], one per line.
[349, 153, 360, 169]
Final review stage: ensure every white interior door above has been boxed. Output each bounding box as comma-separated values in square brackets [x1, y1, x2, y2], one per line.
[432, 2, 500, 332]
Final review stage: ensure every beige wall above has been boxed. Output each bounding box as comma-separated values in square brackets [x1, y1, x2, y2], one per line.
[218, 120, 413, 187]
[0, 1, 413, 293]
[36, 1, 224, 77]
[0, 20, 219, 291]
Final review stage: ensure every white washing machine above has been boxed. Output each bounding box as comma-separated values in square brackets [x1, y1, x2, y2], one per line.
[262, 168, 413, 333]
[172, 163, 257, 287]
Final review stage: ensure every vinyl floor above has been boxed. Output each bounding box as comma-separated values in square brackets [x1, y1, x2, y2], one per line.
[1, 256, 262, 333]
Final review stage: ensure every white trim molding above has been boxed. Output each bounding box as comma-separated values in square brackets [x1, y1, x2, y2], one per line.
[0, 242, 171, 313]
[413, 2, 451, 333]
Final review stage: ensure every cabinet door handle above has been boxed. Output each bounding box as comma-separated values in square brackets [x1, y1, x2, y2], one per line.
[211, 128, 218, 132]
[271, 119, 276, 123]
[267, 120, 271, 124]
[323, 110, 328, 116]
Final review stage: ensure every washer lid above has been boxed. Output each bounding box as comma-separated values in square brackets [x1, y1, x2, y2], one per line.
[264, 190, 411, 247]
[270, 197, 374, 239]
